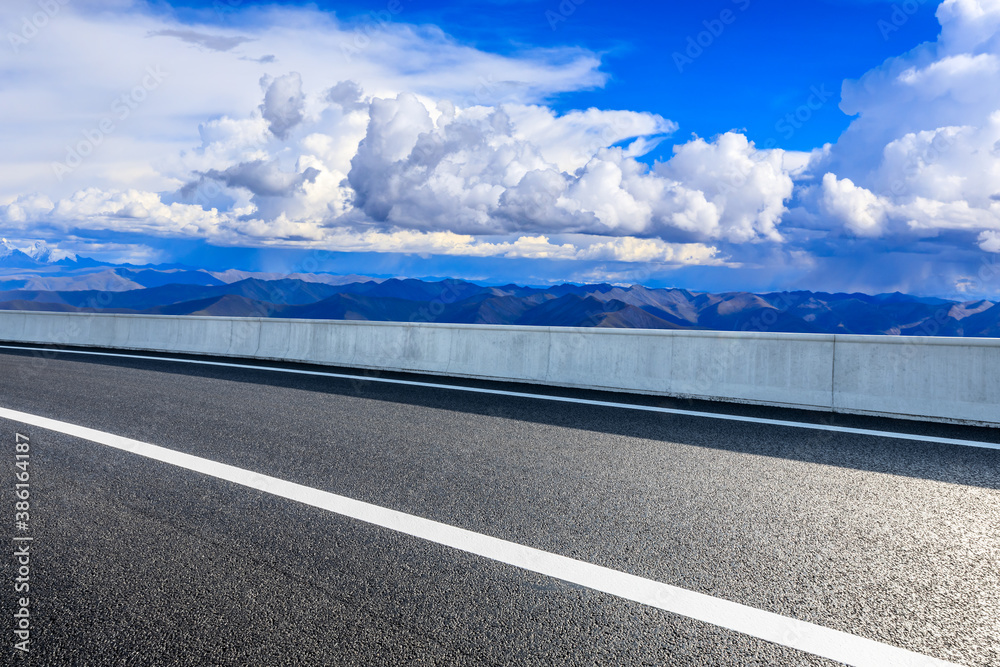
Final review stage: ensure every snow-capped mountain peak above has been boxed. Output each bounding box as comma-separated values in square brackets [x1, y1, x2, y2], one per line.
[0, 239, 77, 265]
[24, 240, 51, 262]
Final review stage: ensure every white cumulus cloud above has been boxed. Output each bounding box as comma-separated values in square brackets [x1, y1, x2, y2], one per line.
[820, 173, 889, 237]
[3, 0, 1000, 281]
[810, 0, 1000, 245]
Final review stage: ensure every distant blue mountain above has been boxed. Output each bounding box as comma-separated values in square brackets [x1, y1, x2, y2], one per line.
[114, 268, 225, 288]
[0, 271, 997, 336]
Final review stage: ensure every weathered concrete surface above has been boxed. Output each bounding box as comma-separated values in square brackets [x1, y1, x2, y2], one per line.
[2, 311, 997, 426]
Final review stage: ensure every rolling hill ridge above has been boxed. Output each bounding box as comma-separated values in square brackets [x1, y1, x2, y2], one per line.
[0, 271, 997, 336]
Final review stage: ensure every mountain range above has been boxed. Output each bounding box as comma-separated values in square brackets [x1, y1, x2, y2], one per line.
[0, 265, 997, 337]
[0, 242, 996, 335]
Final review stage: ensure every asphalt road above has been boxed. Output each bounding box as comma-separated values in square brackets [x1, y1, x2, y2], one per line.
[0, 345, 997, 666]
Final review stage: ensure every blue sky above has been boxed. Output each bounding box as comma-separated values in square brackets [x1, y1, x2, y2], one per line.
[2, 0, 999, 296]
[161, 0, 944, 154]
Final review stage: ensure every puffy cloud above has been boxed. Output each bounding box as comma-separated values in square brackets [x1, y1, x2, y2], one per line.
[576, 237, 723, 264]
[655, 133, 793, 242]
[810, 0, 1000, 247]
[326, 80, 368, 113]
[936, 0, 1000, 51]
[502, 105, 676, 173]
[2, 73, 797, 258]
[873, 116, 1000, 213]
[0, 0, 798, 262]
[897, 53, 1000, 101]
[820, 173, 888, 237]
[0, 1, 607, 201]
[1, 188, 226, 238]
[980, 230, 1000, 252]
[259, 73, 305, 140]
[4, 0, 1000, 293]
[833, 2, 1000, 178]
[0, 181, 725, 267]
[472, 235, 578, 259]
[345, 95, 792, 242]
[199, 160, 320, 198]
[186, 116, 273, 168]
[309, 229, 722, 264]
[0, 193, 55, 224]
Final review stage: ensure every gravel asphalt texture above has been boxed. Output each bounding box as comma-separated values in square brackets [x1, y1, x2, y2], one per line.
[0, 345, 997, 666]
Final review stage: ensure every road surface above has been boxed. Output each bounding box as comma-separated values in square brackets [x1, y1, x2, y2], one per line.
[0, 344, 997, 666]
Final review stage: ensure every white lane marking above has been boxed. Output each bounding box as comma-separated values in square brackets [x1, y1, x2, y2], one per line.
[1, 344, 998, 451]
[0, 406, 963, 667]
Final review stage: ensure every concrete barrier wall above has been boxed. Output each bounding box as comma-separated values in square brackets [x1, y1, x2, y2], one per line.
[2, 311, 998, 427]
